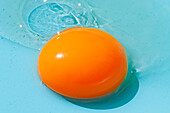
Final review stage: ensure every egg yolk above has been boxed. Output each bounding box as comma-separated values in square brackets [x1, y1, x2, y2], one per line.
[38, 27, 128, 99]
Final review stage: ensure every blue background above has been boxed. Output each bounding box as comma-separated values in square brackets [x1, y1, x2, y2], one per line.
[0, 0, 170, 113]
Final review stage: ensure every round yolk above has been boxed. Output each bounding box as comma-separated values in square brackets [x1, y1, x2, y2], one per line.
[38, 27, 128, 99]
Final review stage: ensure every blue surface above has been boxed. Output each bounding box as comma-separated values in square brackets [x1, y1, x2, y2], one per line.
[0, 0, 170, 113]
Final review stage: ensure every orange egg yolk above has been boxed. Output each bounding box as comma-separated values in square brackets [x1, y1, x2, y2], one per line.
[38, 27, 128, 99]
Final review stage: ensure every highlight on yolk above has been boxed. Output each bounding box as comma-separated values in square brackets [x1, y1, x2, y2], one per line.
[38, 27, 128, 99]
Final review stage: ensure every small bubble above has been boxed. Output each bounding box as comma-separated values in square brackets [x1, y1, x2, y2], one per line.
[78, 3, 81, 6]
[19, 25, 23, 28]
[135, 68, 140, 72]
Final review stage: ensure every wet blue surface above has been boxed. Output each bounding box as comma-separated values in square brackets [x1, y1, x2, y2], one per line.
[0, 0, 170, 113]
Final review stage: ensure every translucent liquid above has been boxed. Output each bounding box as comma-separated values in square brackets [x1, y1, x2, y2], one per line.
[0, 0, 98, 50]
